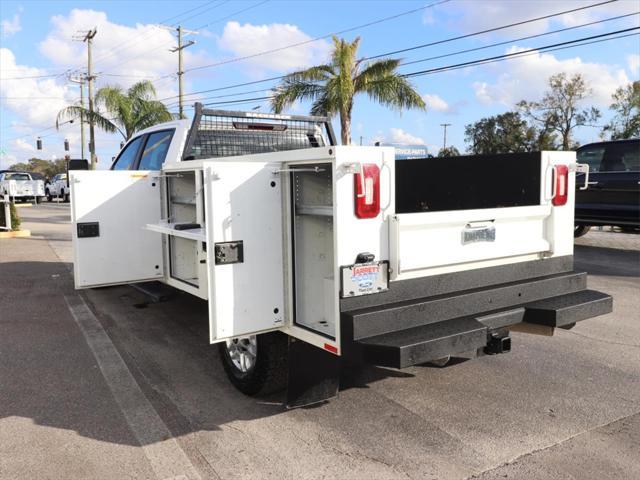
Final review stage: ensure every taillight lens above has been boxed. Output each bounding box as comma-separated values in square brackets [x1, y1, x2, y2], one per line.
[354, 163, 380, 219]
[552, 164, 569, 206]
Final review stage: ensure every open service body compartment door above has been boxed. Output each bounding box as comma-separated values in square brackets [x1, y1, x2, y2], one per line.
[70, 170, 164, 288]
[203, 160, 286, 343]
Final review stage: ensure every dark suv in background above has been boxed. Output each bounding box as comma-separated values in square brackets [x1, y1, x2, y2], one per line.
[574, 139, 640, 237]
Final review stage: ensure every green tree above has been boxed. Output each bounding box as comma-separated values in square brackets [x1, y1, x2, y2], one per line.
[518, 73, 600, 150]
[271, 36, 425, 144]
[437, 146, 461, 157]
[464, 111, 556, 154]
[601, 81, 640, 140]
[8, 158, 67, 178]
[56, 80, 172, 141]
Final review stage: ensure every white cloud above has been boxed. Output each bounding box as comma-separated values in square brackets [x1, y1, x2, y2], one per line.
[1, 12, 21, 38]
[384, 128, 426, 145]
[472, 46, 630, 107]
[628, 54, 640, 76]
[2, 9, 215, 168]
[218, 21, 330, 73]
[423, 93, 450, 112]
[443, 1, 638, 37]
[0, 48, 74, 127]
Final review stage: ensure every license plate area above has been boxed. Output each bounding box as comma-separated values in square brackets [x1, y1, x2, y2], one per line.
[340, 261, 389, 298]
[462, 224, 496, 245]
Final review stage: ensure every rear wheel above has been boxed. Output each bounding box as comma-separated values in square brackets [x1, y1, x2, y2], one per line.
[219, 332, 288, 396]
[574, 224, 591, 238]
[63, 192, 70, 203]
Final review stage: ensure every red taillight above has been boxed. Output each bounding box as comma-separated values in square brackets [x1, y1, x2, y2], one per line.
[354, 164, 380, 219]
[552, 164, 569, 206]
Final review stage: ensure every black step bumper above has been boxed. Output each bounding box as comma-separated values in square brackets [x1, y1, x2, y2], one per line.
[340, 257, 612, 369]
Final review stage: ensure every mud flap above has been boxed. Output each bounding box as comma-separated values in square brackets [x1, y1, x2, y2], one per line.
[286, 339, 340, 408]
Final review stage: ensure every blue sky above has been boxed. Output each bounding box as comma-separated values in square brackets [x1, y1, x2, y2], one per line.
[1, 0, 639, 169]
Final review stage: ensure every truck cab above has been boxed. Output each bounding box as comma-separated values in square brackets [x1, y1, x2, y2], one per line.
[70, 104, 612, 407]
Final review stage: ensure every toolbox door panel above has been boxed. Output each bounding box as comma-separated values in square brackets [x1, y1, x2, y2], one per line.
[204, 161, 285, 342]
[70, 170, 164, 288]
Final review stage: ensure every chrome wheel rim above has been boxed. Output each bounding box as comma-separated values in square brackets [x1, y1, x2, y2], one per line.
[225, 336, 257, 373]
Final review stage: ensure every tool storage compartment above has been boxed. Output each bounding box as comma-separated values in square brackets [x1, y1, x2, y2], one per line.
[290, 163, 337, 339]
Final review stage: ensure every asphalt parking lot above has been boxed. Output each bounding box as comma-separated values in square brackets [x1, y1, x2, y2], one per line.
[1, 203, 639, 480]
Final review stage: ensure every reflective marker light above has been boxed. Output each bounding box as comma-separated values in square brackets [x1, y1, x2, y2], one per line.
[355, 163, 380, 218]
[552, 164, 569, 206]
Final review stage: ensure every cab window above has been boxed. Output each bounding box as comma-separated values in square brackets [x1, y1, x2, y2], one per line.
[576, 147, 605, 172]
[112, 136, 144, 170]
[138, 130, 175, 170]
[601, 141, 639, 172]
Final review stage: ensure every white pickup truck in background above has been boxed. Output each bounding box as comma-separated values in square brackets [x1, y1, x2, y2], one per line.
[69, 104, 613, 407]
[46, 173, 70, 202]
[0, 171, 45, 203]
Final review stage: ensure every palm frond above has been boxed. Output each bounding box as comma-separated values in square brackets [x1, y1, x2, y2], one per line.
[354, 58, 401, 91]
[128, 80, 156, 102]
[270, 80, 323, 113]
[361, 75, 426, 111]
[56, 105, 118, 134]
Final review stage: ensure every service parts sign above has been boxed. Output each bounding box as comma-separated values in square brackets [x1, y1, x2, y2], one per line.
[341, 261, 389, 297]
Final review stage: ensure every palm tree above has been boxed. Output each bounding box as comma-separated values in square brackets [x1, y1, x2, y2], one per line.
[271, 36, 425, 145]
[56, 80, 173, 141]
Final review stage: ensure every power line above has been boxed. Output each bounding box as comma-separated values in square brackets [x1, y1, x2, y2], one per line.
[366, 0, 620, 60]
[168, 0, 623, 101]
[190, 0, 269, 30]
[184, 0, 451, 73]
[402, 27, 639, 78]
[89, 1, 219, 68]
[199, 28, 638, 106]
[400, 11, 639, 68]
[164, 11, 638, 106]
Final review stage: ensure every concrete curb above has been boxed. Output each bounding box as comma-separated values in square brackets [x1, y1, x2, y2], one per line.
[14, 203, 33, 208]
[0, 229, 31, 238]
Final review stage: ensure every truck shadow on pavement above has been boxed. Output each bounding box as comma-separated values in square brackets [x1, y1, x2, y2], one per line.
[1, 242, 637, 448]
[574, 245, 640, 278]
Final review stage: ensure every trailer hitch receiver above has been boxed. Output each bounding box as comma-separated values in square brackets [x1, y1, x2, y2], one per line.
[484, 330, 511, 355]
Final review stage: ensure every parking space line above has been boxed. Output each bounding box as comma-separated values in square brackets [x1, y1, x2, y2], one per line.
[64, 294, 202, 480]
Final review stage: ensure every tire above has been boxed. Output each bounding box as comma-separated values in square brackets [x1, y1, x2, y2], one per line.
[35, 196, 42, 204]
[620, 226, 639, 234]
[574, 224, 591, 238]
[219, 332, 288, 396]
[64, 193, 70, 203]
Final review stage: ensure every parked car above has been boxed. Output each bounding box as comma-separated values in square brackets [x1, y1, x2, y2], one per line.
[46, 173, 70, 202]
[0, 171, 45, 203]
[574, 139, 640, 236]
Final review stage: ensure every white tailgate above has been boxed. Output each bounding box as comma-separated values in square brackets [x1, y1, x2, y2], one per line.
[204, 161, 285, 342]
[390, 205, 551, 280]
[70, 171, 164, 288]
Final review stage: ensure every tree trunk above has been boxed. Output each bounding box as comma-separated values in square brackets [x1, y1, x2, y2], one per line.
[340, 110, 351, 145]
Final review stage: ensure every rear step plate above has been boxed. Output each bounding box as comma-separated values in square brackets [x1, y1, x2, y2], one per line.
[357, 317, 487, 369]
[524, 289, 612, 327]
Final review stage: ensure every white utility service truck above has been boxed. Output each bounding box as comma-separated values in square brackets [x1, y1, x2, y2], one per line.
[46, 173, 70, 202]
[0, 171, 45, 203]
[70, 104, 612, 407]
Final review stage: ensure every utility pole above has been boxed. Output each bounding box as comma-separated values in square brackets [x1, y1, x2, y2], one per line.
[440, 123, 451, 150]
[68, 75, 86, 161]
[74, 28, 97, 169]
[163, 25, 197, 119]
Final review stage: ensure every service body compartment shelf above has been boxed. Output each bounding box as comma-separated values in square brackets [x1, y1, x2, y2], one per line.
[146, 222, 205, 241]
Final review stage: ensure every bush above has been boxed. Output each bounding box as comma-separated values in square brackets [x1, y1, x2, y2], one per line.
[0, 201, 21, 231]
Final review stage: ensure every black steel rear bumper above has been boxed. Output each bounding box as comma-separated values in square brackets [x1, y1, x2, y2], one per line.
[340, 256, 612, 369]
